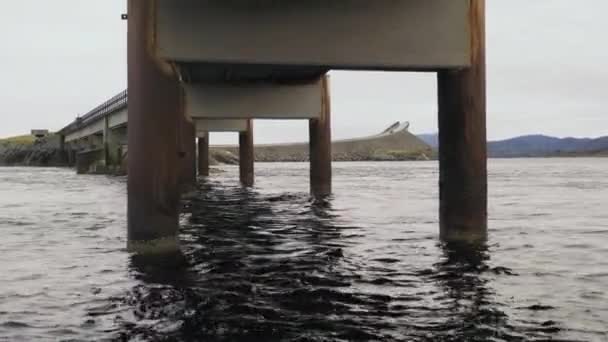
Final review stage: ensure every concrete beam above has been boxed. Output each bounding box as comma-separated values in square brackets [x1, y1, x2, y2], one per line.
[185, 80, 322, 120]
[65, 120, 104, 142]
[108, 107, 128, 128]
[195, 119, 249, 135]
[64, 107, 127, 143]
[156, 0, 470, 72]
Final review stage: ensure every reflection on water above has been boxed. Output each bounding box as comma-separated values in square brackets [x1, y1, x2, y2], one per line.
[431, 242, 514, 341]
[1, 160, 607, 341]
[113, 179, 559, 341]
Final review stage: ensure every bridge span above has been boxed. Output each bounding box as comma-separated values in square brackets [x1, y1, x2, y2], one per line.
[62, 0, 488, 252]
[58, 90, 255, 178]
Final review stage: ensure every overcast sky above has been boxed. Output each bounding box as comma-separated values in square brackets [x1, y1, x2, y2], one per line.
[1, 1, 606, 144]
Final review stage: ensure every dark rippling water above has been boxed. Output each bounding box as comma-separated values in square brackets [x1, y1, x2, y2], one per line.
[1, 159, 607, 341]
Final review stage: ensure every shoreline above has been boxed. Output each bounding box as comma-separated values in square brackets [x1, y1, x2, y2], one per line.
[3, 154, 607, 169]
[2, 129, 605, 170]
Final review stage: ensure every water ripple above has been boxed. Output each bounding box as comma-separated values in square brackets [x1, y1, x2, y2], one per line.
[1, 161, 607, 341]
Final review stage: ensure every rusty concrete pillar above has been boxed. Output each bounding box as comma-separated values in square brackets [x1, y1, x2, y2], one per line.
[437, 0, 487, 242]
[239, 120, 254, 187]
[309, 75, 332, 198]
[197, 134, 209, 177]
[179, 116, 197, 193]
[127, 0, 183, 251]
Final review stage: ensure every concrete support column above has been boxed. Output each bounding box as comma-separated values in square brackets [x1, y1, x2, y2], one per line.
[67, 142, 76, 167]
[309, 75, 332, 198]
[70, 148, 76, 167]
[66, 144, 73, 166]
[437, 0, 487, 242]
[197, 134, 209, 177]
[179, 116, 197, 193]
[58, 134, 67, 164]
[239, 120, 254, 187]
[127, 0, 182, 251]
[84, 136, 92, 150]
[103, 116, 119, 168]
[59, 134, 65, 153]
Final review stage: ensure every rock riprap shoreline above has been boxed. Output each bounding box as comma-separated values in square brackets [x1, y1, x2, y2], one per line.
[0, 135, 66, 166]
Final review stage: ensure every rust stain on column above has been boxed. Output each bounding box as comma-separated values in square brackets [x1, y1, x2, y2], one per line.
[309, 75, 332, 198]
[437, 0, 487, 242]
[239, 120, 254, 187]
[197, 135, 209, 177]
[127, 0, 182, 246]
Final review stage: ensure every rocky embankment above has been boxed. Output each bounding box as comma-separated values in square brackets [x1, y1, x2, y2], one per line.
[0, 135, 66, 166]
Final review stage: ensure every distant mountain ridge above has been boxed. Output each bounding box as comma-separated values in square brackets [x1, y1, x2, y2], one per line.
[416, 133, 608, 157]
[417, 134, 438, 149]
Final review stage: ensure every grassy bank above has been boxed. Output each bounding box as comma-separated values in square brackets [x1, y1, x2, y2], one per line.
[0, 133, 66, 166]
[0, 134, 37, 146]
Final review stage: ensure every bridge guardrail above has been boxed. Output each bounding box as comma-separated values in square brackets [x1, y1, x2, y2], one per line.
[59, 89, 128, 134]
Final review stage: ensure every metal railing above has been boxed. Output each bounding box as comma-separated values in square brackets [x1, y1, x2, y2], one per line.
[60, 89, 128, 134]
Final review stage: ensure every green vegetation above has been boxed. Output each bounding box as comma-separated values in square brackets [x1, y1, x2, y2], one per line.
[0, 134, 36, 146]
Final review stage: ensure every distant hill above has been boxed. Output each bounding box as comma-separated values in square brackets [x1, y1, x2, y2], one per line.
[416, 133, 438, 149]
[215, 121, 434, 162]
[416, 133, 608, 157]
[488, 135, 608, 157]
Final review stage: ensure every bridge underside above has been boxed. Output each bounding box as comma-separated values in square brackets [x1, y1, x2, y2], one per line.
[179, 62, 328, 83]
[195, 119, 249, 134]
[186, 80, 323, 120]
[124, 0, 487, 252]
[158, 0, 470, 79]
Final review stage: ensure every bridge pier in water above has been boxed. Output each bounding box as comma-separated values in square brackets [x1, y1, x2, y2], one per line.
[126, 0, 182, 252]
[239, 120, 254, 187]
[120, 0, 487, 250]
[437, 0, 487, 242]
[179, 117, 197, 193]
[103, 116, 119, 168]
[309, 76, 332, 198]
[197, 134, 209, 177]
